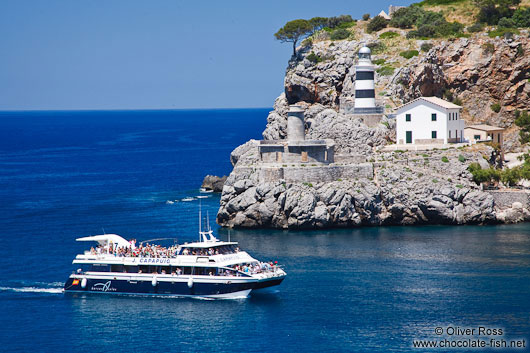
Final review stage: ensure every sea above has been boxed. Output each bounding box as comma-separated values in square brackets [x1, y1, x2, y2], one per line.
[0, 109, 529, 352]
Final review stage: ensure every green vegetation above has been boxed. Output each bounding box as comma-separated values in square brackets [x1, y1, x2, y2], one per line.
[367, 42, 386, 54]
[467, 23, 484, 32]
[274, 19, 313, 56]
[362, 13, 371, 21]
[474, 0, 522, 25]
[389, 5, 464, 38]
[330, 28, 350, 40]
[456, 184, 464, 188]
[307, 52, 323, 63]
[400, 49, 419, 59]
[372, 58, 386, 65]
[458, 154, 466, 163]
[420, 42, 433, 52]
[490, 103, 501, 113]
[433, 178, 439, 183]
[488, 27, 519, 37]
[376, 65, 395, 76]
[514, 110, 530, 144]
[419, 0, 467, 4]
[275, 15, 355, 55]
[469, 154, 530, 187]
[379, 31, 400, 39]
[303, 182, 314, 187]
[441, 156, 449, 163]
[367, 15, 389, 33]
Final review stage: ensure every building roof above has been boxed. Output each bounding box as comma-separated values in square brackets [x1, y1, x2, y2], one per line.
[465, 124, 504, 132]
[378, 10, 391, 20]
[395, 96, 462, 113]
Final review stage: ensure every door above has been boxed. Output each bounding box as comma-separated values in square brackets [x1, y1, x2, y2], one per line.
[406, 131, 412, 144]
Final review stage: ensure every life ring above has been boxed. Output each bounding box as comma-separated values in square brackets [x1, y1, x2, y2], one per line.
[187, 277, 193, 288]
[81, 278, 87, 288]
[151, 277, 157, 287]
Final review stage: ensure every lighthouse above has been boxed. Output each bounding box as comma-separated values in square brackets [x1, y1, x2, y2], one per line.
[287, 105, 305, 142]
[353, 46, 380, 114]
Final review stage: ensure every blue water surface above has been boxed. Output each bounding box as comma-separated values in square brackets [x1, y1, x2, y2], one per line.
[0, 109, 529, 352]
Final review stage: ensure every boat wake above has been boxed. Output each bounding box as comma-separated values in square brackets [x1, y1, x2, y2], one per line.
[0, 286, 63, 294]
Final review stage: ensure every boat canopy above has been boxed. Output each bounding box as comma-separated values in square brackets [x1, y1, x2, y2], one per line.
[76, 234, 131, 249]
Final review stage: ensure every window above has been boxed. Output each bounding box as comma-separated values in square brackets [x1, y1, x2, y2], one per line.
[406, 131, 412, 144]
[474, 135, 480, 140]
[449, 131, 451, 138]
[432, 131, 437, 139]
[431, 113, 437, 121]
[406, 114, 411, 122]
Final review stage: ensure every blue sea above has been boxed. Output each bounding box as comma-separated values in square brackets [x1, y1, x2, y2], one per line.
[0, 109, 529, 352]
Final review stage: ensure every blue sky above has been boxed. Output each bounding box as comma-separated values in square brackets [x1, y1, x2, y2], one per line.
[0, 0, 416, 110]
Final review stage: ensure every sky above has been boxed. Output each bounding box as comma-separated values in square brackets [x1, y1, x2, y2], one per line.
[0, 0, 416, 110]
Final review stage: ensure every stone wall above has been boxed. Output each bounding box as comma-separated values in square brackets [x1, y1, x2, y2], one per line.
[487, 190, 530, 209]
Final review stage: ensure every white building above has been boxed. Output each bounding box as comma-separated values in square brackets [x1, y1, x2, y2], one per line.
[395, 97, 465, 145]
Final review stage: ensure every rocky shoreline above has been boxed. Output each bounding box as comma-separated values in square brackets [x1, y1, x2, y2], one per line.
[212, 31, 530, 229]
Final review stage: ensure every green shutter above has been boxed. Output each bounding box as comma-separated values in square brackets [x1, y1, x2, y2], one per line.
[406, 131, 412, 144]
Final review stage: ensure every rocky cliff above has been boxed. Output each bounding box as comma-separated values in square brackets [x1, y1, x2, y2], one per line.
[216, 26, 530, 229]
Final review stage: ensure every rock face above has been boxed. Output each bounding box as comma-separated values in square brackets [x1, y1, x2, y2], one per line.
[216, 30, 530, 229]
[201, 175, 227, 192]
[391, 35, 530, 152]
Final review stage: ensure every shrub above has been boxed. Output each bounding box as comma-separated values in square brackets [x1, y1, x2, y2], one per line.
[475, 0, 518, 25]
[379, 31, 399, 39]
[515, 110, 530, 144]
[367, 15, 389, 33]
[376, 66, 395, 76]
[456, 184, 464, 188]
[458, 155, 466, 163]
[420, 42, 433, 52]
[327, 15, 355, 28]
[512, 7, 530, 27]
[490, 103, 501, 113]
[468, 162, 501, 184]
[467, 23, 484, 32]
[373, 58, 386, 65]
[330, 28, 350, 40]
[441, 156, 449, 163]
[453, 97, 463, 106]
[432, 178, 439, 183]
[362, 13, 371, 21]
[488, 27, 519, 38]
[367, 41, 386, 54]
[498, 17, 515, 28]
[389, 6, 426, 29]
[400, 50, 419, 59]
[306, 52, 322, 63]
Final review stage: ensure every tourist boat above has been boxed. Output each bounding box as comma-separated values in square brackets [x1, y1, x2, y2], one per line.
[63, 223, 286, 299]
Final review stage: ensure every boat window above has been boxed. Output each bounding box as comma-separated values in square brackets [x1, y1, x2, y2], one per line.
[193, 267, 215, 276]
[91, 264, 109, 272]
[110, 264, 124, 272]
[139, 265, 149, 274]
[126, 265, 139, 273]
[183, 267, 192, 275]
[160, 266, 171, 274]
[149, 266, 159, 274]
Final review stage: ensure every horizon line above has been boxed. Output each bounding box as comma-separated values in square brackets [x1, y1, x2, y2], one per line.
[0, 106, 273, 113]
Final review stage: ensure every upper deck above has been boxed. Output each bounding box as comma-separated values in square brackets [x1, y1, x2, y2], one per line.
[73, 233, 256, 267]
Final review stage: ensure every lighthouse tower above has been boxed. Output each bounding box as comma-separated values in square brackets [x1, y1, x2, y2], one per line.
[353, 46, 379, 114]
[287, 105, 305, 142]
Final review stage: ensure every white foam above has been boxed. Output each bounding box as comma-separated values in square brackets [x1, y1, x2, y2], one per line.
[0, 286, 63, 294]
[181, 197, 195, 202]
[165, 200, 174, 204]
[196, 195, 209, 199]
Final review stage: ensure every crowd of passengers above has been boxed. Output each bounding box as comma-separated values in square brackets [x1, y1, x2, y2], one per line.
[90, 239, 240, 258]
